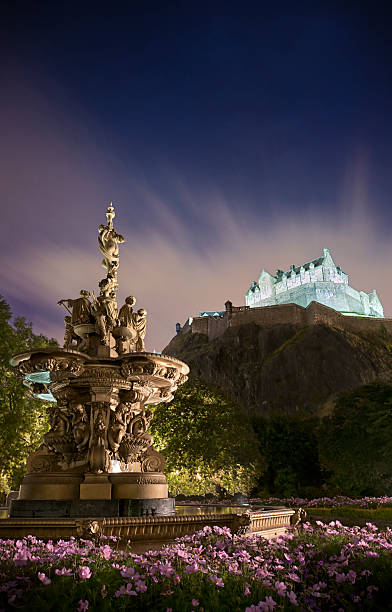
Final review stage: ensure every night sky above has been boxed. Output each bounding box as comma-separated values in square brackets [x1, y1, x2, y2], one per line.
[1, 1, 392, 350]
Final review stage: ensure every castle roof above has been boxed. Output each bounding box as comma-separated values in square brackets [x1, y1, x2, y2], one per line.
[276, 256, 324, 278]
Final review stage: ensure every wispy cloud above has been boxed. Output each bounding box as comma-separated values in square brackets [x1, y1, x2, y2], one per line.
[1, 73, 391, 351]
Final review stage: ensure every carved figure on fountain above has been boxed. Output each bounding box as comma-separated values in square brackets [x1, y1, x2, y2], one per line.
[43, 404, 77, 457]
[91, 281, 118, 347]
[88, 402, 111, 473]
[115, 297, 147, 354]
[57, 290, 93, 326]
[71, 403, 90, 452]
[108, 402, 130, 454]
[134, 308, 147, 351]
[58, 290, 94, 352]
[97, 204, 125, 282]
[63, 316, 79, 349]
[119, 295, 136, 328]
[117, 409, 154, 464]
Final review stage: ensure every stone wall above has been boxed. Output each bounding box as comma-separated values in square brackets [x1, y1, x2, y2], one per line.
[186, 301, 392, 341]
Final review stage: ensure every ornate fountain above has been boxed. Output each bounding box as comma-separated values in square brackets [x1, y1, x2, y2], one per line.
[2, 205, 294, 547]
[9, 205, 189, 518]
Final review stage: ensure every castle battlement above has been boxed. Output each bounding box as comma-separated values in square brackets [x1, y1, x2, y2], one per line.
[180, 300, 392, 342]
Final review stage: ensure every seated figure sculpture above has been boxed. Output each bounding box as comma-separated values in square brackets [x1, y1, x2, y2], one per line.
[114, 297, 147, 354]
[58, 290, 93, 351]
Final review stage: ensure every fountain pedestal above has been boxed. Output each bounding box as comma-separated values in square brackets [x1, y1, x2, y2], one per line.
[10, 348, 188, 518]
[80, 474, 112, 500]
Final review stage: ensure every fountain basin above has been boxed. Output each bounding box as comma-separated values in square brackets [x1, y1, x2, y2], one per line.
[0, 506, 295, 552]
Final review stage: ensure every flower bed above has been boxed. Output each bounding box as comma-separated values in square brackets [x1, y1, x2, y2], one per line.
[250, 496, 392, 509]
[1, 522, 392, 610]
[176, 495, 392, 509]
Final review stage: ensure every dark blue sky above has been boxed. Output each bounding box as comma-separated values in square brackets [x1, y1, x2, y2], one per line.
[1, 1, 392, 348]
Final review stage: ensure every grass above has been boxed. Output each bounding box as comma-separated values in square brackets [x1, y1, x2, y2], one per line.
[306, 506, 392, 521]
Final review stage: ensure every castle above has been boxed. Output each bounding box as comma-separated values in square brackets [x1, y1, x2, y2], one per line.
[245, 248, 384, 318]
[175, 248, 387, 343]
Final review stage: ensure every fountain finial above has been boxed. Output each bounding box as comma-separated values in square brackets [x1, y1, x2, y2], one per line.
[98, 203, 124, 282]
[58, 205, 147, 356]
[106, 202, 115, 228]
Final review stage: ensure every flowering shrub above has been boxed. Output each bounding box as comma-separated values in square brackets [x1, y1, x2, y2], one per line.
[176, 495, 392, 509]
[250, 496, 392, 509]
[1, 522, 392, 610]
[176, 496, 392, 508]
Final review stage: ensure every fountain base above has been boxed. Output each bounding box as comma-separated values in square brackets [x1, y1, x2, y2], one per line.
[11, 472, 173, 517]
[9, 497, 175, 518]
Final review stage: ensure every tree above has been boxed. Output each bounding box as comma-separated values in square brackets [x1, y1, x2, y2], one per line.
[318, 384, 392, 496]
[252, 414, 323, 497]
[0, 296, 58, 501]
[150, 380, 264, 496]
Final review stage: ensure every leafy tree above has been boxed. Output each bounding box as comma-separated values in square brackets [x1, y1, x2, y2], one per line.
[318, 384, 392, 496]
[150, 380, 264, 496]
[252, 414, 323, 497]
[0, 296, 57, 501]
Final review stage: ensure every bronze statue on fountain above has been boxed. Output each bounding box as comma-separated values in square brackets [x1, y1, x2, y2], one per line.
[10, 204, 189, 518]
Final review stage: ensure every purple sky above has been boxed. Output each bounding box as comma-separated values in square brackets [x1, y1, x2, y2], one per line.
[1, 2, 392, 350]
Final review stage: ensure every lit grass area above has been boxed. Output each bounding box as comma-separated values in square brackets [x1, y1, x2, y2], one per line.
[306, 506, 392, 521]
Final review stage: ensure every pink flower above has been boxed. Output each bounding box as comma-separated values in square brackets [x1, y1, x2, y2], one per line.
[13, 550, 30, 566]
[210, 575, 224, 587]
[262, 596, 277, 611]
[38, 572, 51, 585]
[77, 600, 89, 612]
[55, 567, 72, 576]
[274, 581, 287, 597]
[78, 566, 92, 579]
[115, 584, 137, 597]
[192, 600, 199, 607]
[244, 582, 251, 595]
[347, 570, 356, 584]
[102, 545, 111, 560]
[288, 591, 298, 606]
[135, 580, 147, 593]
[247, 597, 277, 612]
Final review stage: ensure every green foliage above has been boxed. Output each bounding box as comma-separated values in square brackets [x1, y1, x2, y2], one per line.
[252, 414, 323, 497]
[150, 380, 263, 495]
[318, 383, 392, 496]
[0, 296, 57, 501]
[306, 506, 392, 521]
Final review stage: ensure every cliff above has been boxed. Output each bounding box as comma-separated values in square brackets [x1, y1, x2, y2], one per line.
[163, 321, 392, 416]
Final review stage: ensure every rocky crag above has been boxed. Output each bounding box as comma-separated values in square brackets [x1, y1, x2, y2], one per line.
[163, 321, 392, 416]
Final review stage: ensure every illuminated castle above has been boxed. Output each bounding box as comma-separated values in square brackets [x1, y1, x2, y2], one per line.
[245, 248, 384, 318]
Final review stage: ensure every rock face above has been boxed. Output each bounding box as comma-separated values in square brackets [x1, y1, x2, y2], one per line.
[163, 322, 392, 415]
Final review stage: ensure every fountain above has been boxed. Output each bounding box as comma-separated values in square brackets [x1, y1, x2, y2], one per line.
[1, 205, 294, 549]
